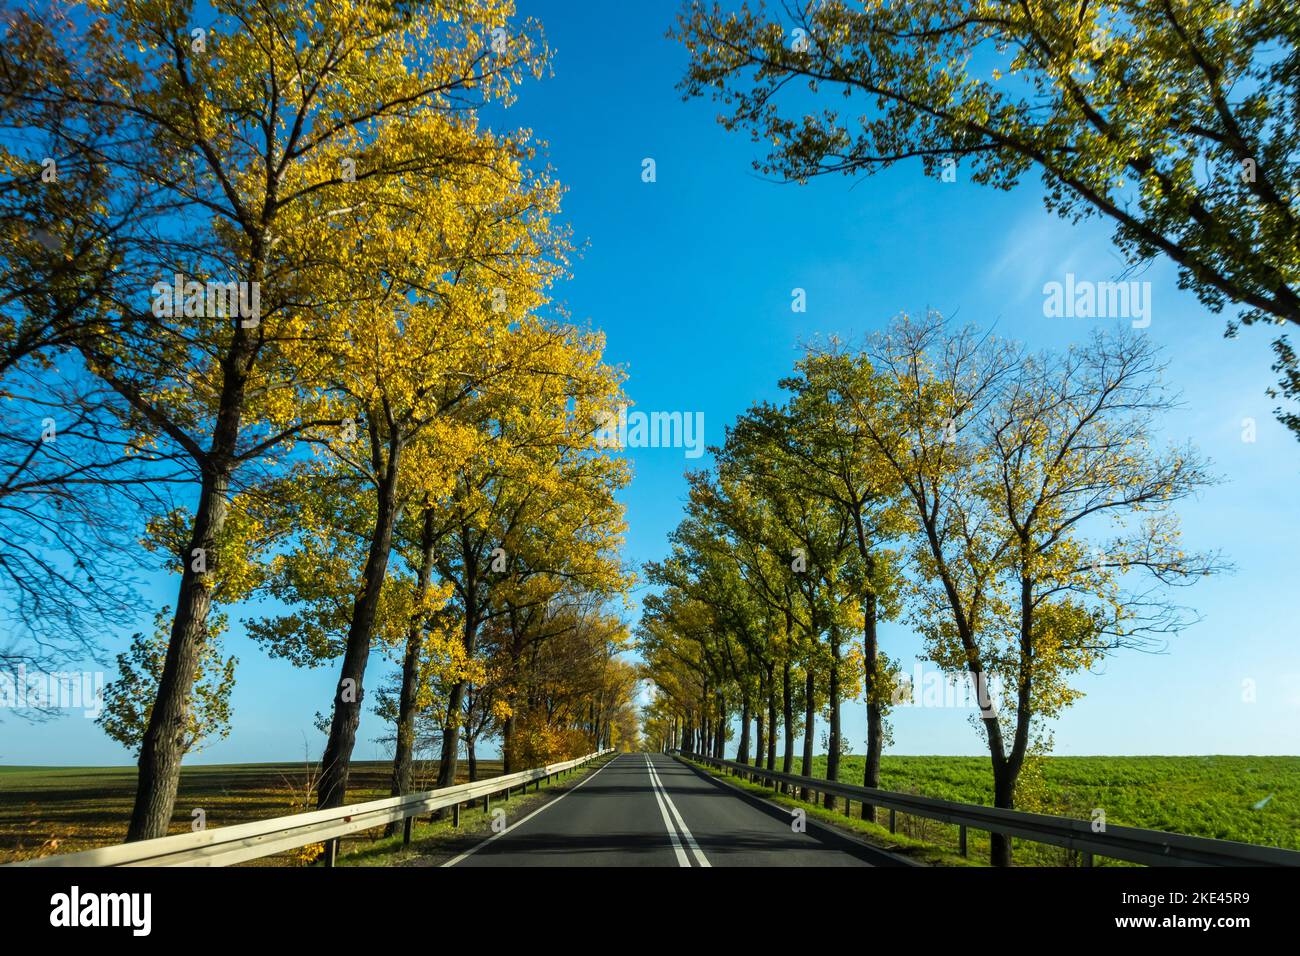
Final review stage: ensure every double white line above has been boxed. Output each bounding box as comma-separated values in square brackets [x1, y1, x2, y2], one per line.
[645, 755, 710, 867]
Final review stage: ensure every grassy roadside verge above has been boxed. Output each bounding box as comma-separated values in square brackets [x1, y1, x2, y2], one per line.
[0, 756, 614, 866]
[680, 757, 978, 867]
[790, 754, 1299, 857]
[685, 754, 1300, 865]
[340, 755, 616, 867]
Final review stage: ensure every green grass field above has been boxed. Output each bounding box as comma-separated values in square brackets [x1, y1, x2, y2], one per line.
[0, 759, 504, 865]
[761, 754, 1299, 864]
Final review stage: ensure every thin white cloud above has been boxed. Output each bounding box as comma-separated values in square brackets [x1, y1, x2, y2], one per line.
[984, 208, 1130, 304]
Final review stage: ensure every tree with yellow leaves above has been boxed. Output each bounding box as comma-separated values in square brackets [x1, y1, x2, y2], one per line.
[296, 159, 570, 811]
[505, 604, 635, 764]
[643, 425, 867, 806]
[719, 383, 907, 812]
[717, 410, 868, 805]
[423, 322, 630, 788]
[2, 0, 550, 840]
[818, 314, 1222, 864]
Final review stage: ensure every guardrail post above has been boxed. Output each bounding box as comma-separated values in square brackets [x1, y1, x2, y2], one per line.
[324, 838, 339, 868]
[959, 825, 968, 857]
[889, 809, 897, 834]
[453, 802, 461, 828]
[1082, 851, 1094, 867]
[483, 794, 489, 814]
[403, 816, 413, 846]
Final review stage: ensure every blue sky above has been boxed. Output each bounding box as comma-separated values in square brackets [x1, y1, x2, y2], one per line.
[5, 0, 1298, 765]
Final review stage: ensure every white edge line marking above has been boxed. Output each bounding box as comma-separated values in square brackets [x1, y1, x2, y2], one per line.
[647, 756, 711, 868]
[645, 755, 690, 867]
[442, 754, 617, 867]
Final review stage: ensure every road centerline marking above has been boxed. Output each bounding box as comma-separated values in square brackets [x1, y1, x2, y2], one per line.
[645, 754, 690, 866]
[646, 755, 710, 868]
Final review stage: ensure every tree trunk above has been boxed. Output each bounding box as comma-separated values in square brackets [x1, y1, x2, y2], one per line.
[824, 630, 841, 811]
[862, 590, 881, 822]
[923, 516, 1019, 864]
[766, 671, 777, 772]
[703, 680, 714, 756]
[754, 712, 765, 769]
[466, 735, 478, 783]
[781, 660, 794, 792]
[502, 713, 516, 773]
[986, 570, 1033, 866]
[385, 508, 437, 835]
[991, 760, 1015, 866]
[501, 610, 524, 773]
[714, 692, 726, 758]
[436, 611, 478, 789]
[120, 247, 264, 842]
[436, 535, 482, 790]
[801, 667, 815, 802]
[317, 439, 405, 810]
[736, 696, 751, 762]
[126, 464, 232, 840]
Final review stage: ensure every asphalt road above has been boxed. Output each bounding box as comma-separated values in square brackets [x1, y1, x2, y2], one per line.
[444, 752, 903, 867]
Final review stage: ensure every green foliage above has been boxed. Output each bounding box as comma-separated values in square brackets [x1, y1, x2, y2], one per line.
[97, 609, 237, 757]
[674, 0, 1300, 434]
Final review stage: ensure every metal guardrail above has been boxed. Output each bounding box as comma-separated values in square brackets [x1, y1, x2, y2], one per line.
[681, 753, 1300, 867]
[6, 749, 613, 868]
